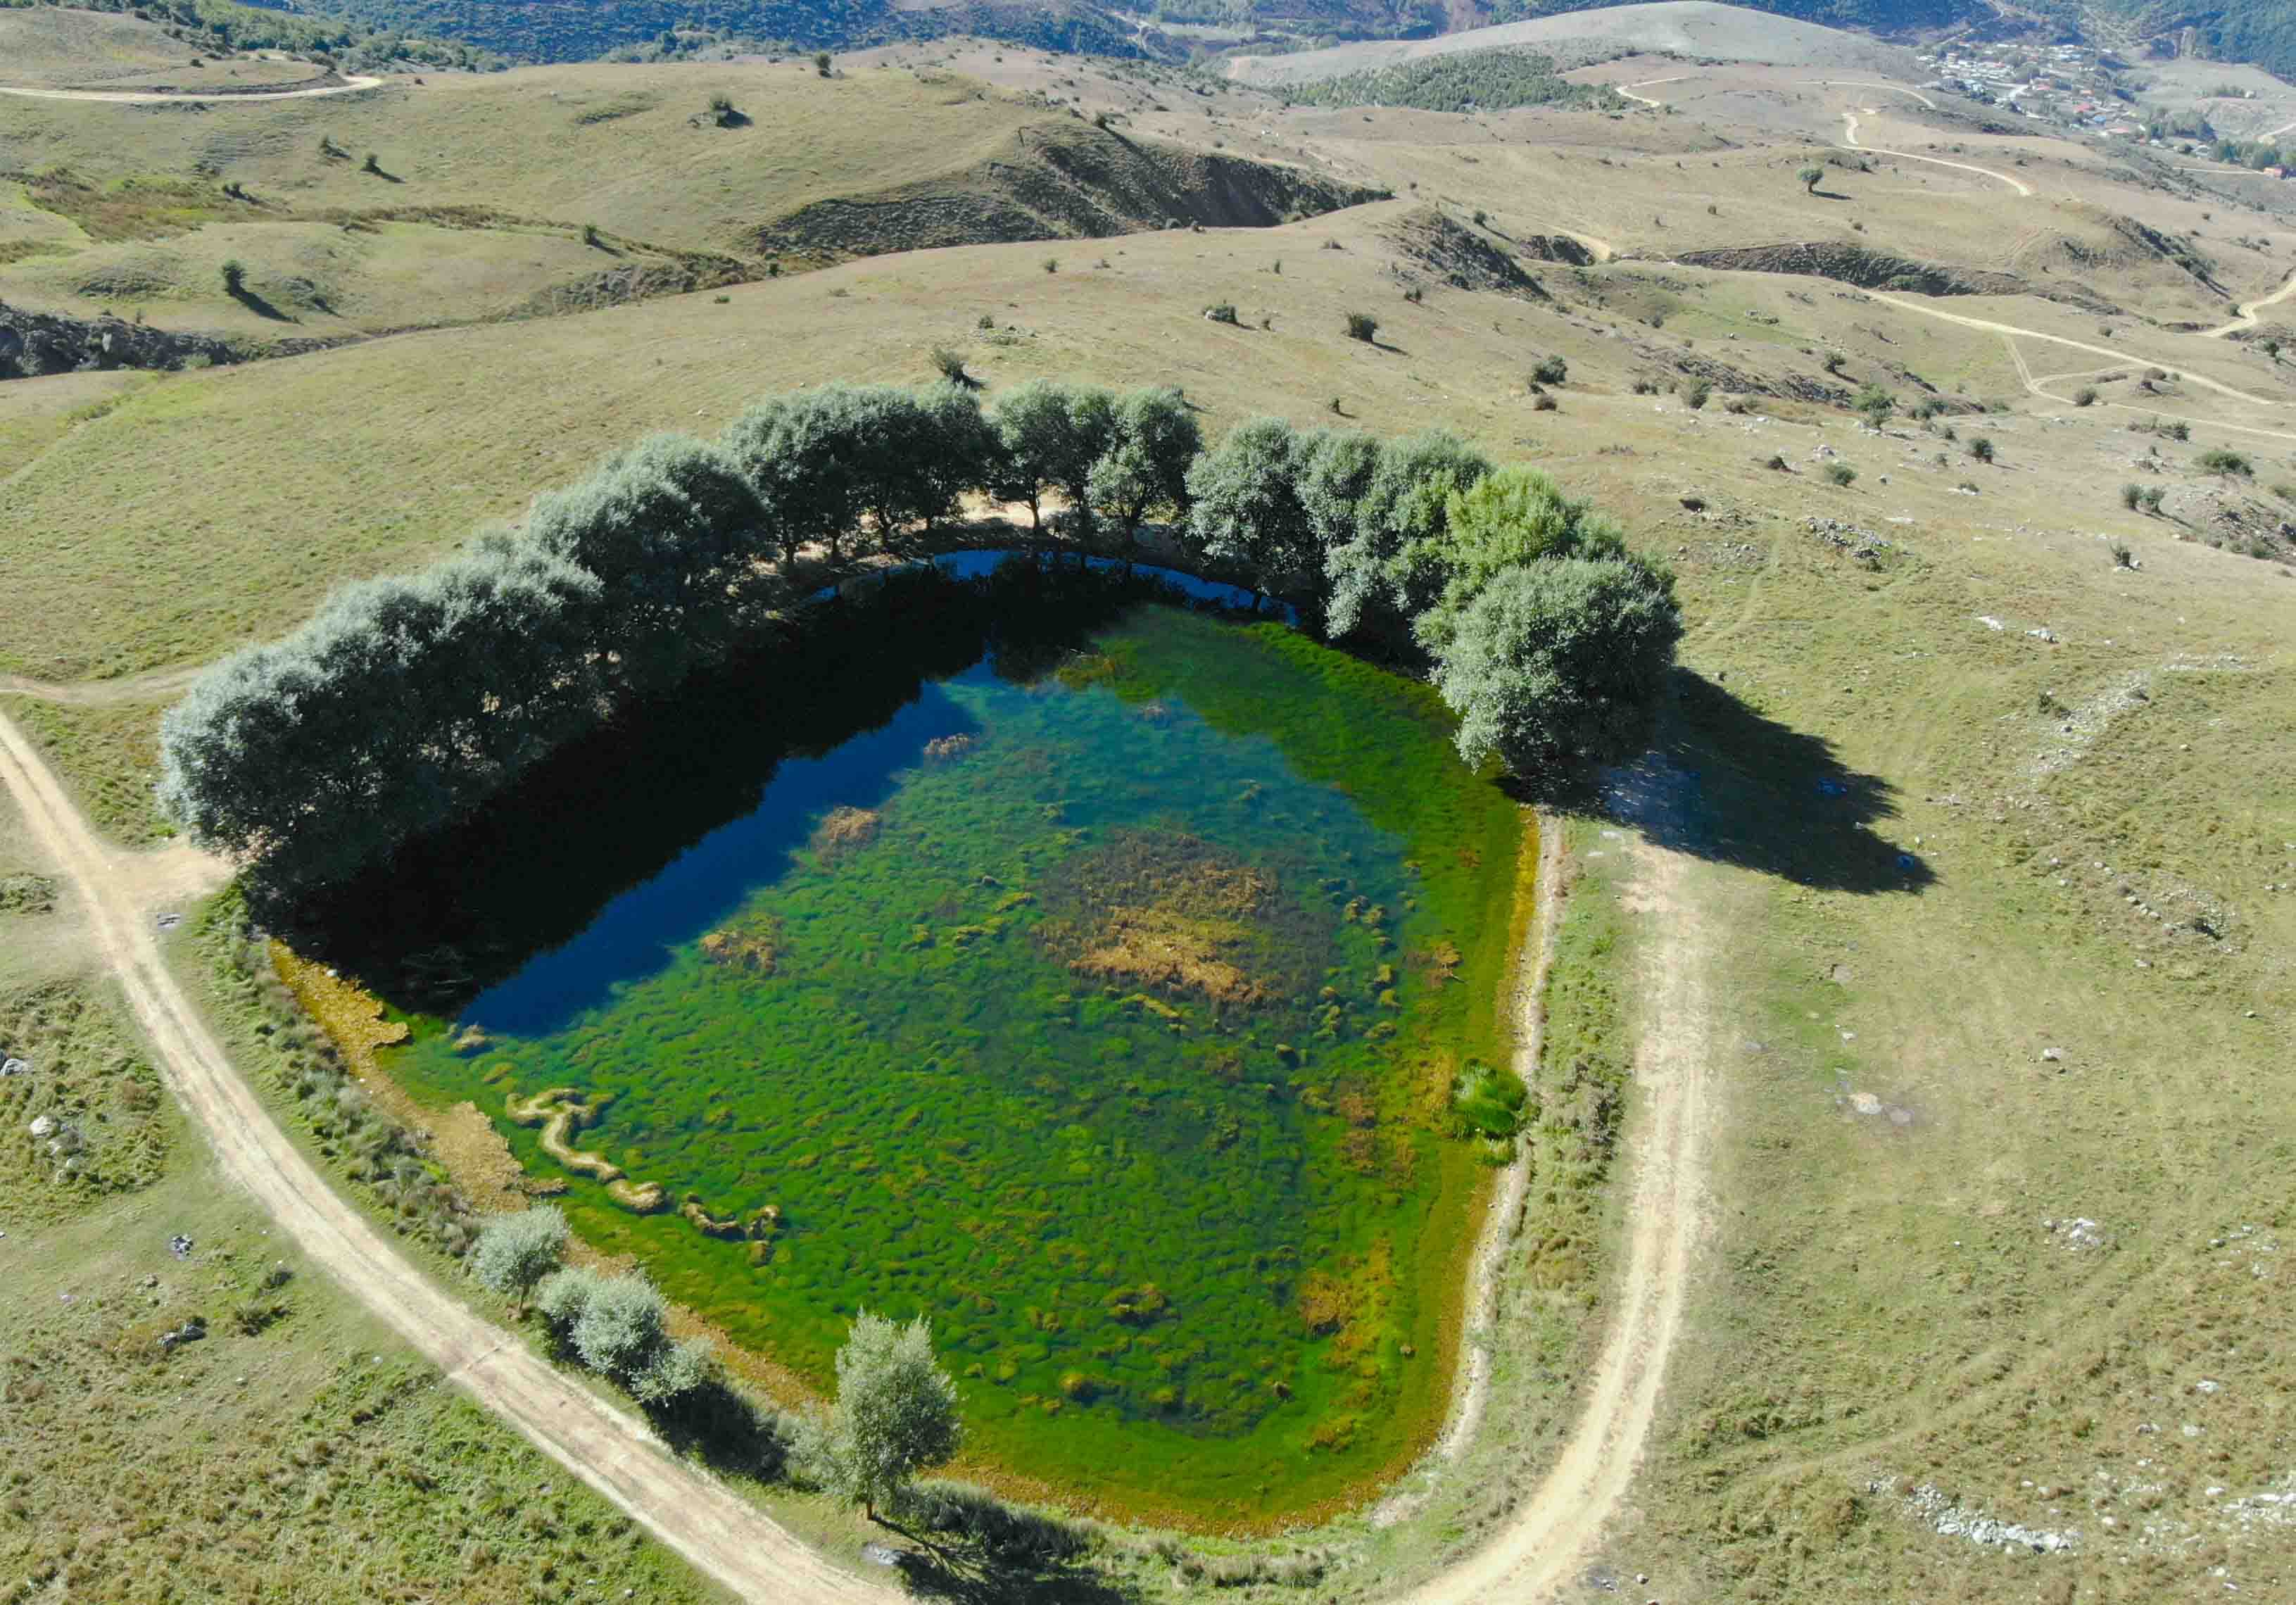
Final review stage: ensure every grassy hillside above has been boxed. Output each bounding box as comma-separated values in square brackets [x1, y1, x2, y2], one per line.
[4, 29, 2295, 1601]
[0, 58, 1374, 342]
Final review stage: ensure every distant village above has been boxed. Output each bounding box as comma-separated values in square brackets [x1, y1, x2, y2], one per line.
[1918, 37, 2294, 173]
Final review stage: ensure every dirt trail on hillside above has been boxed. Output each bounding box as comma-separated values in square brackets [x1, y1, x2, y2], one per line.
[1866, 291, 2279, 405]
[0, 707, 897, 1605]
[2201, 267, 2296, 338]
[1395, 834, 1712, 1605]
[0, 665, 205, 705]
[0, 74, 381, 103]
[1841, 111, 2032, 196]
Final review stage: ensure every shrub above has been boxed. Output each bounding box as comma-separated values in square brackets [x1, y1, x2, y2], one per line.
[2119, 482, 2143, 510]
[582, 222, 603, 247]
[2110, 540, 2136, 568]
[1822, 351, 1847, 374]
[1765, 453, 1789, 471]
[1532, 393, 1558, 412]
[1823, 461, 1857, 486]
[2074, 386, 2099, 407]
[1798, 164, 1824, 193]
[1041, 256, 1059, 274]
[1679, 379, 1710, 410]
[220, 258, 246, 296]
[2271, 482, 2296, 503]
[1344, 311, 1379, 343]
[2197, 447, 2253, 476]
[1854, 382, 1894, 426]
[1968, 436, 1995, 462]
[1472, 208, 1488, 226]
[1531, 353, 1568, 386]
[1203, 301, 1240, 325]
[361, 151, 381, 175]
[1402, 284, 1423, 304]
[469, 1206, 569, 1299]
[2138, 484, 2166, 512]
[814, 50, 832, 75]
[571, 1272, 671, 1380]
[929, 346, 979, 390]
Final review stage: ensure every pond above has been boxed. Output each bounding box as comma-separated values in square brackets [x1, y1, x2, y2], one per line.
[334, 558, 1525, 1523]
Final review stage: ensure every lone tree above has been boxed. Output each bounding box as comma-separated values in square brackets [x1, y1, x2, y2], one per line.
[1799, 164, 1825, 195]
[220, 258, 247, 297]
[819, 1311, 961, 1521]
[469, 1205, 568, 1301]
[1344, 311, 1379, 343]
[1854, 382, 1894, 427]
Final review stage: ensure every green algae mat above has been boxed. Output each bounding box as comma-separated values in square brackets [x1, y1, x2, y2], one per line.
[366, 562, 1525, 1522]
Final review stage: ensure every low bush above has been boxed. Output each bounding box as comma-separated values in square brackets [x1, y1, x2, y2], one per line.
[1344, 311, 1379, 342]
[1823, 461, 1857, 486]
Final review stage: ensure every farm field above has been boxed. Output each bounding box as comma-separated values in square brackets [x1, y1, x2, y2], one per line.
[1, 2, 2294, 1601]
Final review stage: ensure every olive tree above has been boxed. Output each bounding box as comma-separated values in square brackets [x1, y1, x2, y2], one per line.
[469, 1205, 569, 1299]
[724, 384, 989, 561]
[524, 433, 771, 686]
[1431, 556, 1682, 775]
[1324, 429, 1490, 638]
[1084, 386, 1200, 545]
[1416, 463, 1626, 650]
[156, 541, 604, 890]
[1184, 417, 1319, 603]
[818, 1311, 961, 1520]
[987, 379, 1111, 531]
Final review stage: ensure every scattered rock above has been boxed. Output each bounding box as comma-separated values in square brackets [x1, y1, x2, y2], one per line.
[168, 1234, 194, 1259]
[2040, 1046, 2064, 1063]
[1, 1057, 30, 1078]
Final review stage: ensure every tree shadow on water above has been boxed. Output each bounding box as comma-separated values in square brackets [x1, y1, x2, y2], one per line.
[1535, 669, 1934, 894]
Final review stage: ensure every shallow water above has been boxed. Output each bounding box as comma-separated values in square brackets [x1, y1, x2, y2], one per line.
[370, 561, 1522, 1518]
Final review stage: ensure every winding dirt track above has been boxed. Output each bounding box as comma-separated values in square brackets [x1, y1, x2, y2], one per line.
[2201, 268, 2296, 338]
[1841, 110, 2033, 196]
[0, 707, 893, 1605]
[0, 74, 381, 103]
[1396, 837, 1710, 1605]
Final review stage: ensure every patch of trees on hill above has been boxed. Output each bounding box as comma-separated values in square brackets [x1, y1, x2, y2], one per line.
[1282, 49, 1617, 113]
[158, 378, 1677, 893]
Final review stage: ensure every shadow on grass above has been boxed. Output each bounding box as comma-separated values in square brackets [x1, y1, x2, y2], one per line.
[887, 1531, 1139, 1605]
[1527, 669, 1932, 893]
[226, 284, 297, 322]
[642, 1377, 797, 1482]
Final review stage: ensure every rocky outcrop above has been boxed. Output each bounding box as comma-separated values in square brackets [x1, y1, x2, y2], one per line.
[1671, 242, 2119, 315]
[1383, 207, 1549, 299]
[0, 301, 238, 379]
[751, 123, 1386, 263]
[0, 300, 342, 381]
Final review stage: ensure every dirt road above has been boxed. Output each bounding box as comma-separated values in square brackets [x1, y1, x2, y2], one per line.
[1841, 110, 2033, 196]
[2201, 267, 2296, 338]
[0, 74, 381, 103]
[0, 707, 896, 1605]
[1393, 836, 1712, 1605]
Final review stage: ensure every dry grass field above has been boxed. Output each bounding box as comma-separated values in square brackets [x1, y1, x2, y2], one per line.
[3, 6, 2294, 1600]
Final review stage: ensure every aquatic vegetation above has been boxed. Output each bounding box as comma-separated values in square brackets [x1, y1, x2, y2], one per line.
[367, 568, 1522, 1522]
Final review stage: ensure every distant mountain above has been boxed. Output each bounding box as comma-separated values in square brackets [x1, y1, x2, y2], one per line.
[288, 0, 2296, 84]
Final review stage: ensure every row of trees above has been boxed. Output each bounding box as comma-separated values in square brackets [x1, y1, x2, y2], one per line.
[159, 378, 1677, 890]
[1175, 419, 1680, 772]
